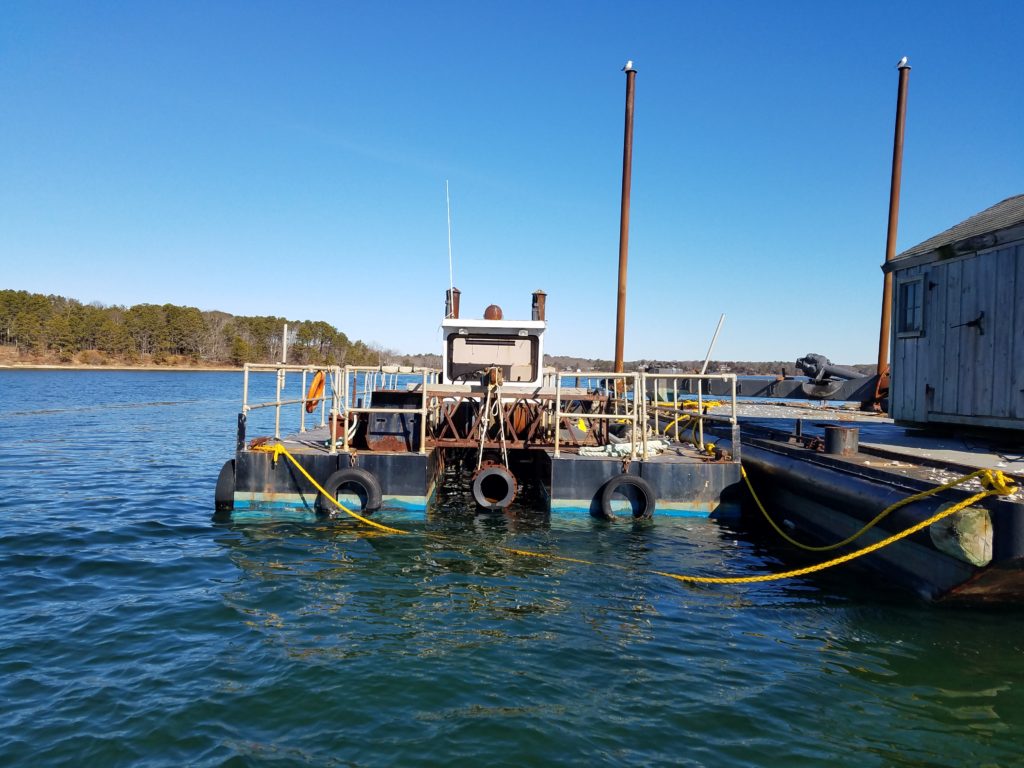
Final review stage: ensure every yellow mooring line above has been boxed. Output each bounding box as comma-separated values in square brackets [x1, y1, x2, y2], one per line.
[741, 465, 1010, 553]
[253, 442, 409, 535]
[253, 441, 1016, 586]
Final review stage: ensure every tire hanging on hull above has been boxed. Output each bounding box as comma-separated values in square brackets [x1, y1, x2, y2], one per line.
[316, 467, 383, 515]
[598, 474, 655, 520]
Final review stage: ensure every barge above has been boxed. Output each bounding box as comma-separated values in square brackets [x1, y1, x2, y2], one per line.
[710, 414, 1024, 603]
[215, 290, 745, 522]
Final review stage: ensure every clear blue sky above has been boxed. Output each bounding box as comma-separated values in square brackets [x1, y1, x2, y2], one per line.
[2, 1, 1021, 363]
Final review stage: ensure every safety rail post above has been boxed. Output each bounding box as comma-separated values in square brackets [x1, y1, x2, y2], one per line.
[299, 369, 308, 433]
[632, 372, 638, 460]
[642, 372, 651, 460]
[730, 374, 737, 425]
[419, 369, 428, 455]
[697, 377, 703, 450]
[274, 366, 283, 439]
[319, 372, 327, 428]
[554, 373, 562, 457]
[277, 366, 287, 430]
[326, 367, 335, 454]
[614, 372, 633, 459]
[673, 379, 679, 440]
[630, 374, 638, 460]
[343, 366, 351, 452]
[730, 374, 741, 461]
[327, 366, 340, 455]
[242, 364, 251, 414]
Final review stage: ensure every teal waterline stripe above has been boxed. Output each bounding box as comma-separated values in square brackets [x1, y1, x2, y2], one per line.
[232, 499, 732, 519]
[549, 505, 714, 518]
[234, 493, 428, 509]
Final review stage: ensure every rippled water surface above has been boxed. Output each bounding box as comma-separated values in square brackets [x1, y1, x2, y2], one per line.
[3, 370, 1024, 766]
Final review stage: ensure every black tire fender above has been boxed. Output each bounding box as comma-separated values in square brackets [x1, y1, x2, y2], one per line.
[215, 460, 235, 512]
[598, 474, 656, 520]
[316, 467, 383, 515]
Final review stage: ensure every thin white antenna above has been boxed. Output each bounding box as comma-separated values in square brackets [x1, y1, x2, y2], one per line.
[445, 180, 454, 317]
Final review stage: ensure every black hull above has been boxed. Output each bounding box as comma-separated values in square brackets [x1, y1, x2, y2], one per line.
[739, 439, 1024, 603]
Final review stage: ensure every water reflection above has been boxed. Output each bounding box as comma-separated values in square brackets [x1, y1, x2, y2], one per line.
[213, 494, 810, 676]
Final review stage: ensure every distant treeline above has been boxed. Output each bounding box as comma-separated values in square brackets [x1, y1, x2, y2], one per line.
[0, 289, 432, 367]
[544, 355, 875, 376]
[0, 289, 872, 373]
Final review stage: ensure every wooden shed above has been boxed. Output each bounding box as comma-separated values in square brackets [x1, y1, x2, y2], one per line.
[886, 194, 1024, 431]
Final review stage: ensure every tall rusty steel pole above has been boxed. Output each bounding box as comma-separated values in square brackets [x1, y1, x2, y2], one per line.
[876, 57, 911, 384]
[614, 61, 637, 373]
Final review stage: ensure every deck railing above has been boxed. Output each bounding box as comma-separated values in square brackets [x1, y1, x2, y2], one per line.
[241, 363, 439, 455]
[640, 371, 738, 458]
[339, 365, 438, 455]
[241, 363, 343, 441]
[553, 371, 641, 458]
[241, 364, 739, 460]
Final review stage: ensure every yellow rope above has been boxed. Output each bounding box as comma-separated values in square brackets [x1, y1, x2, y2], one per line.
[741, 465, 1002, 552]
[661, 414, 692, 436]
[252, 442, 410, 535]
[248, 441, 1016, 587]
[502, 548, 599, 566]
[659, 402, 724, 437]
[654, 399, 723, 410]
[503, 470, 1015, 586]
[656, 474, 1012, 585]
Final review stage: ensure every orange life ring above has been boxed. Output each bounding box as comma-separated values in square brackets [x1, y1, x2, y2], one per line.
[305, 370, 326, 413]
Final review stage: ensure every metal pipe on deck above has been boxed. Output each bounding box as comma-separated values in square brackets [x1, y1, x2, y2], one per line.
[876, 58, 911, 385]
[614, 61, 637, 373]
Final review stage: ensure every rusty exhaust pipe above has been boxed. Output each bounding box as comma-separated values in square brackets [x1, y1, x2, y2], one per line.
[532, 290, 547, 321]
[875, 57, 911, 401]
[614, 61, 637, 373]
[445, 287, 461, 319]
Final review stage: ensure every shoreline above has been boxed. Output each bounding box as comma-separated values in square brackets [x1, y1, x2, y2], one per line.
[0, 363, 241, 372]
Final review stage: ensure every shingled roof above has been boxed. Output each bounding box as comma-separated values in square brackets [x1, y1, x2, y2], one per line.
[895, 194, 1024, 260]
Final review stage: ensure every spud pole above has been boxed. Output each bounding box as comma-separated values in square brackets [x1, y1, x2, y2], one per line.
[876, 58, 911, 396]
[614, 61, 637, 373]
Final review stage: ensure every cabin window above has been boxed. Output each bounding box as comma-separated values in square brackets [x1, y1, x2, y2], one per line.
[896, 276, 924, 337]
[447, 334, 539, 383]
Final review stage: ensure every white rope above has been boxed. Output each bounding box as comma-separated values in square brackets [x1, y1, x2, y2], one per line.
[494, 384, 509, 469]
[476, 387, 491, 471]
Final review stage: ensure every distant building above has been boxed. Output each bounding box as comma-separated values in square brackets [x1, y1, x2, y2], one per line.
[886, 194, 1024, 431]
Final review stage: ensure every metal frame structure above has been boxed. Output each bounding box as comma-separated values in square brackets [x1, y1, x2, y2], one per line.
[241, 363, 739, 461]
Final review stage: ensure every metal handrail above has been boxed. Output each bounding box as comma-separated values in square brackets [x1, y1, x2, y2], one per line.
[554, 371, 640, 458]
[240, 363, 442, 454]
[340, 365, 437, 455]
[242, 363, 343, 441]
[640, 372, 738, 457]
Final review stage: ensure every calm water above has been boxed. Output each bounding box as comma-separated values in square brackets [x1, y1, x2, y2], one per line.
[2, 370, 1024, 767]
